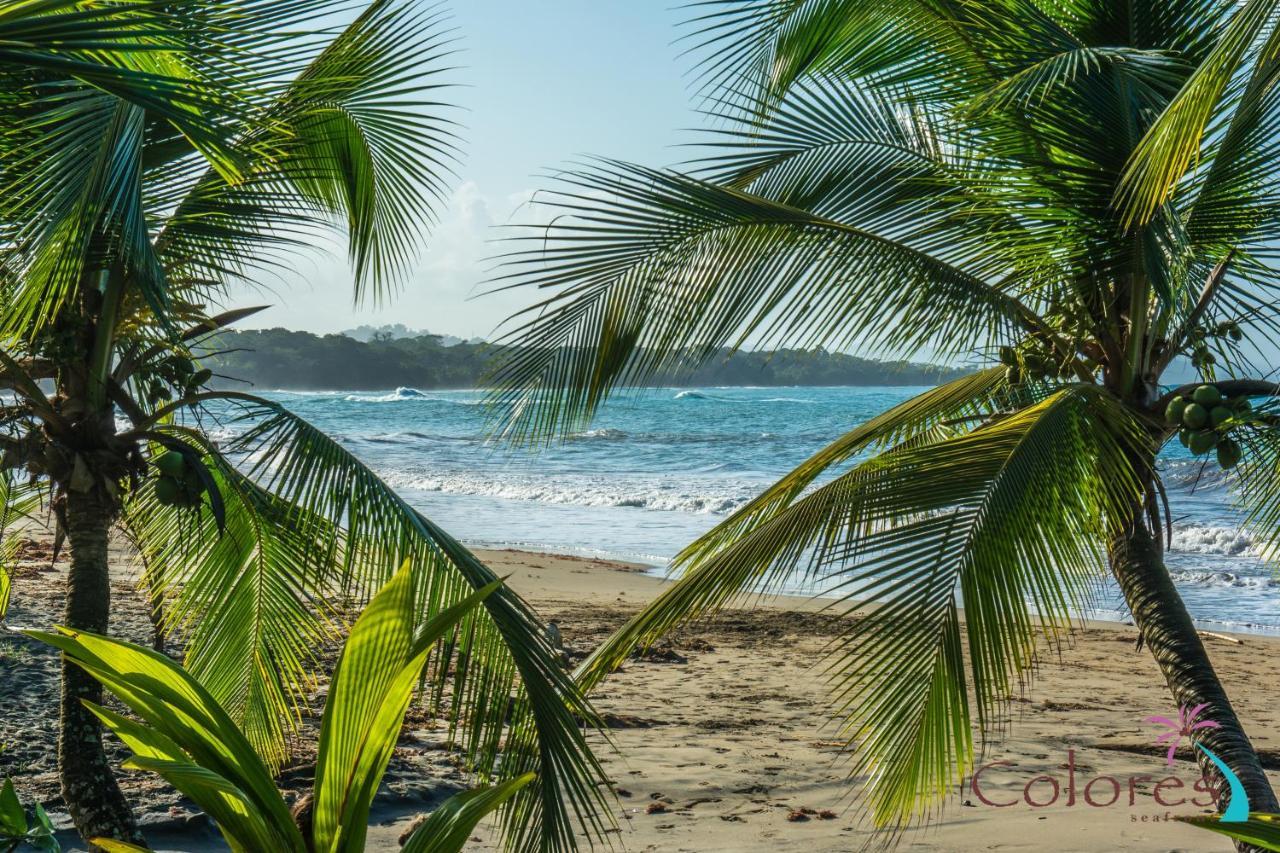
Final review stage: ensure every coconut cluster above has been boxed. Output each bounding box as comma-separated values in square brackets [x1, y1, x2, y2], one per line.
[997, 343, 1076, 383]
[151, 449, 209, 508]
[1165, 385, 1249, 468]
[141, 355, 213, 407]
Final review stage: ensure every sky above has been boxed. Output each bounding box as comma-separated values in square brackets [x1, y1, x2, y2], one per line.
[232, 1, 698, 339]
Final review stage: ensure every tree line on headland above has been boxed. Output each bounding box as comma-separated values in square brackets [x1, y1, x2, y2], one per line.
[202, 328, 966, 390]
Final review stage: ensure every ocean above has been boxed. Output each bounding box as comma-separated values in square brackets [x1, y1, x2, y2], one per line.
[221, 386, 1280, 636]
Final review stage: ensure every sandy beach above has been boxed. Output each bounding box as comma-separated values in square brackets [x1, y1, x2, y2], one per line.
[2, 534, 1274, 851]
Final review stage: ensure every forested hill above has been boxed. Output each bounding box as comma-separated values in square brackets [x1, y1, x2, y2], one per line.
[202, 328, 966, 391]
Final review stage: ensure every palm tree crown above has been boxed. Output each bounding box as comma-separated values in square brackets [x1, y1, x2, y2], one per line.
[487, 0, 1280, 835]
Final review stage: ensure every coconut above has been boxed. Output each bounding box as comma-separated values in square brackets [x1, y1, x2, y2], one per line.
[1209, 405, 1233, 428]
[154, 476, 183, 506]
[1165, 397, 1187, 425]
[1217, 439, 1242, 469]
[1192, 384, 1222, 406]
[1178, 429, 1191, 447]
[154, 450, 186, 478]
[1189, 430, 1219, 456]
[1182, 402, 1209, 429]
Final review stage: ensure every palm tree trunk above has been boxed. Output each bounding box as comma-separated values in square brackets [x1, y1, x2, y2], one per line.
[60, 488, 144, 847]
[1110, 507, 1277, 843]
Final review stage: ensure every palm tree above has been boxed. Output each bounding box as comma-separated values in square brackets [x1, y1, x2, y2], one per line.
[0, 1, 607, 848]
[486, 0, 1280, 843]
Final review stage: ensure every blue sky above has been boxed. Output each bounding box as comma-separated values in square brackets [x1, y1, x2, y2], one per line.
[235, 1, 698, 338]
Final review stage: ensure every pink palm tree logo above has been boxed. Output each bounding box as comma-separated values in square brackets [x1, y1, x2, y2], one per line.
[1144, 703, 1248, 822]
[1146, 703, 1221, 766]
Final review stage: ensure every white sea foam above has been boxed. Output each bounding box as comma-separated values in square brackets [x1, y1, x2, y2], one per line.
[1168, 569, 1279, 589]
[378, 468, 756, 515]
[344, 386, 434, 403]
[1169, 522, 1259, 556]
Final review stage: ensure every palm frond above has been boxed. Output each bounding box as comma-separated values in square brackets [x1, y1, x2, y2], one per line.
[0, 471, 41, 620]
[123, 431, 338, 767]
[126, 394, 613, 851]
[1116, 0, 1280, 225]
[577, 385, 1147, 829]
[485, 160, 1034, 443]
[153, 0, 461, 308]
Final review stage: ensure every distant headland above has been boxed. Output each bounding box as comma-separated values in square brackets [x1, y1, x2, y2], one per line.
[202, 326, 966, 391]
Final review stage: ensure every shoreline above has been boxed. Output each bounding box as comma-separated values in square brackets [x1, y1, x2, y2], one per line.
[472, 544, 1280, 640]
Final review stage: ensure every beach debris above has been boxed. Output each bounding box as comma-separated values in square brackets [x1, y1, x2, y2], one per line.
[733, 784, 771, 795]
[599, 712, 662, 729]
[1197, 630, 1244, 645]
[397, 814, 427, 845]
[818, 809, 837, 820]
[786, 808, 817, 822]
[631, 643, 688, 664]
[645, 802, 668, 814]
[614, 788, 632, 798]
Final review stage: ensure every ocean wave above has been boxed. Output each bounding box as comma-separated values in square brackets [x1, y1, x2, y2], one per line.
[673, 390, 729, 401]
[569, 428, 628, 441]
[1169, 522, 1259, 557]
[1168, 569, 1280, 589]
[379, 469, 756, 515]
[344, 387, 435, 403]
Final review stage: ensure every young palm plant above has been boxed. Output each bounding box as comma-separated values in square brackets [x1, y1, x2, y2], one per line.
[0, 1, 607, 848]
[32, 562, 532, 853]
[487, 0, 1280, 842]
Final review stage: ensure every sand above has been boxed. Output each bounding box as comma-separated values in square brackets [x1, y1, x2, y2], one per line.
[3, 534, 1275, 851]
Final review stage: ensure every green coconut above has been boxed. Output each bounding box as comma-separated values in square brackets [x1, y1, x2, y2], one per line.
[154, 450, 186, 478]
[998, 346, 1016, 366]
[1233, 397, 1253, 416]
[1192, 384, 1222, 406]
[1189, 430, 1219, 456]
[1209, 405, 1233, 428]
[154, 476, 183, 506]
[1182, 402, 1209, 430]
[1178, 428, 1191, 447]
[1217, 439, 1242, 469]
[1165, 397, 1188, 425]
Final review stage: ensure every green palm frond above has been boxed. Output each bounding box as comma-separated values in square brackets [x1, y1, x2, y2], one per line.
[486, 160, 1037, 443]
[154, 0, 461, 307]
[675, 368, 1010, 570]
[577, 385, 1147, 828]
[33, 563, 529, 853]
[0, 0, 459, 337]
[123, 431, 338, 766]
[1218, 404, 1280, 558]
[0, 0, 241, 159]
[124, 395, 612, 851]
[1179, 811, 1280, 851]
[1116, 0, 1280, 225]
[0, 472, 41, 620]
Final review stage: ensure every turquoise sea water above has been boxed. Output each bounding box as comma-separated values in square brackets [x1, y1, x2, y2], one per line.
[222, 386, 1280, 635]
